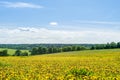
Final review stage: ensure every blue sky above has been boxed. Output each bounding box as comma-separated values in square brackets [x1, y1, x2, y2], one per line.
[0, 0, 120, 44]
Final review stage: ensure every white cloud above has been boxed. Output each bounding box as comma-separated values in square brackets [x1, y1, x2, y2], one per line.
[49, 22, 58, 26]
[18, 27, 39, 32]
[0, 1, 43, 8]
[0, 27, 120, 44]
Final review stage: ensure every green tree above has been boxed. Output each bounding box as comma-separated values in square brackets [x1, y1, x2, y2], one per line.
[76, 46, 82, 51]
[95, 44, 105, 49]
[105, 43, 111, 49]
[110, 42, 117, 48]
[62, 47, 68, 52]
[14, 50, 21, 56]
[58, 48, 62, 52]
[20, 52, 29, 56]
[66, 46, 72, 51]
[41, 47, 48, 54]
[117, 42, 120, 48]
[53, 47, 58, 53]
[80, 46, 87, 50]
[31, 48, 38, 55]
[72, 46, 77, 51]
[90, 46, 96, 50]
[0, 50, 8, 56]
[48, 47, 53, 53]
[3, 50, 8, 56]
[38, 47, 43, 54]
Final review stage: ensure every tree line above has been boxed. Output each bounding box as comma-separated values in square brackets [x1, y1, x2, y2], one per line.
[91, 42, 120, 50]
[1, 42, 120, 56]
[0, 45, 88, 56]
[0, 44, 92, 50]
[31, 46, 87, 55]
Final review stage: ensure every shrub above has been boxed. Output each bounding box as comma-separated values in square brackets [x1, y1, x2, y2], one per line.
[65, 68, 94, 79]
[20, 52, 29, 56]
[14, 50, 21, 56]
[0, 50, 8, 56]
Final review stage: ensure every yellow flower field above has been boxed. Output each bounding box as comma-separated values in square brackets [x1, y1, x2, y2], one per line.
[0, 49, 120, 80]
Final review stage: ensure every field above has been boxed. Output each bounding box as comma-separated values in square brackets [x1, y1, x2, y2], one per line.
[0, 48, 30, 55]
[0, 49, 120, 80]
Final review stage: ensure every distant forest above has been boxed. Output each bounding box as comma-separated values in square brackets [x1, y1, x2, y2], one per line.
[0, 44, 93, 50]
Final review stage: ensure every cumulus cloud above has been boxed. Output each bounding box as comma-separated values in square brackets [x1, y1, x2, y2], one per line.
[0, 27, 120, 44]
[18, 27, 39, 32]
[49, 22, 58, 26]
[0, 1, 43, 8]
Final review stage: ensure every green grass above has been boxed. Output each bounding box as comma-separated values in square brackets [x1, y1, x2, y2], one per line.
[0, 48, 30, 55]
[42, 48, 120, 57]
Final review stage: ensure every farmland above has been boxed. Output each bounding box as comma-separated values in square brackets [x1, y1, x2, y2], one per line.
[0, 48, 30, 56]
[0, 49, 120, 80]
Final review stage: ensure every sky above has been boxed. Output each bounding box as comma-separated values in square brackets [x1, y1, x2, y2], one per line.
[0, 0, 120, 44]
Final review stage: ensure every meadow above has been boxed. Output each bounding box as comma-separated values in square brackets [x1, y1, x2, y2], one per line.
[0, 49, 120, 80]
[0, 48, 30, 56]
